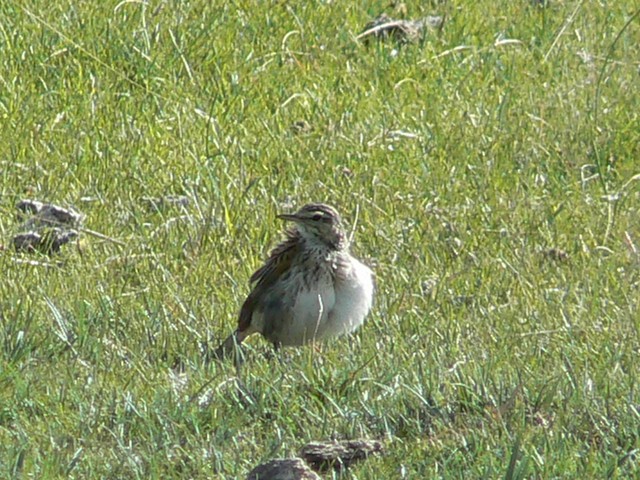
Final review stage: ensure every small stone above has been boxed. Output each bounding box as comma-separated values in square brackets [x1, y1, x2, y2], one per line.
[16, 200, 83, 229]
[299, 439, 384, 472]
[340, 166, 354, 178]
[421, 276, 438, 295]
[290, 120, 313, 135]
[13, 228, 78, 254]
[16, 199, 44, 215]
[358, 13, 443, 44]
[141, 195, 190, 212]
[543, 248, 569, 262]
[13, 231, 42, 252]
[162, 195, 190, 207]
[246, 458, 320, 480]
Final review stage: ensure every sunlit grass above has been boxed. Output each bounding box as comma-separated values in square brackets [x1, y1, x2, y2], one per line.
[1, 1, 639, 478]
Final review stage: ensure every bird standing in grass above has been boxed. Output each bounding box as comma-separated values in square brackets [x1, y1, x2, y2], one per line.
[214, 203, 374, 360]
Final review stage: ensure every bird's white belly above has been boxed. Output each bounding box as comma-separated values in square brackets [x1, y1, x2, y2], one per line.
[324, 259, 374, 338]
[256, 258, 374, 347]
[281, 281, 336, 345]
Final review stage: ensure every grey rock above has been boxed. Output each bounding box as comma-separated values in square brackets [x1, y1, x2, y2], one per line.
[246, 458, 320, 480]
[300, 439, 384, 472]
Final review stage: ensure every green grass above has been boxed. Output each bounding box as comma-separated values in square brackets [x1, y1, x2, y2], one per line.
[1, 0, 639, 478]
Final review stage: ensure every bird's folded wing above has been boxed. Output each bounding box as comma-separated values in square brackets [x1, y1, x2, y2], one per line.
[238, 233, 300, 332]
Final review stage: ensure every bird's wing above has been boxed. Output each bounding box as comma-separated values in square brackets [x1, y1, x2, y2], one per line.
[237, 232, 300, 332]
[249, 231, 299, 286]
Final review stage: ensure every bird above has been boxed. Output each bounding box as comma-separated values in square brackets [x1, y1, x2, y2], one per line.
[213, 203, 374, 360]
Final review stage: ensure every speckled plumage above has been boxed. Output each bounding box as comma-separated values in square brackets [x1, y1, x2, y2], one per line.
[214, 203, 374, 359]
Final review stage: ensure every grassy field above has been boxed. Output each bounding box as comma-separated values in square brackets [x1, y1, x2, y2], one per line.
[1, 0, 639, 478]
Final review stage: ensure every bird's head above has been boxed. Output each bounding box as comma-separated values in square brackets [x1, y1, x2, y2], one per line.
[278, 203, 346, 250]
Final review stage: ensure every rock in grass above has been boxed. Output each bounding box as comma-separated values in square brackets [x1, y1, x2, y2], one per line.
[299, 439, 384, 472]
[290, 120, 313, 135]
[16, 200, 83, 229]
[246, 458, 320, 480]
[13, 200, 83, 255]
[358, 13, 444, 44]
[141, 194, 190, 212]
[13, 228, 78, 254]
[542, 248, 569, 262]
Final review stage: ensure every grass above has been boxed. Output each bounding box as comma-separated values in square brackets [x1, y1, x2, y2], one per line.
[1, 0, 639, 478]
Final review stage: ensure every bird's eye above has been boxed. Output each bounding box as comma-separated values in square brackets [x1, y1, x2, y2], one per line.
[312, 214, 323, 221]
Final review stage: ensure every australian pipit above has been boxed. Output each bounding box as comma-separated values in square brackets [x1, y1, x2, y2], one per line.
[214, 203, 374, 359]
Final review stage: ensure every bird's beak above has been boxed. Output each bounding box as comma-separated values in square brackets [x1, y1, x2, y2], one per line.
[277, 213, 299, 222]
